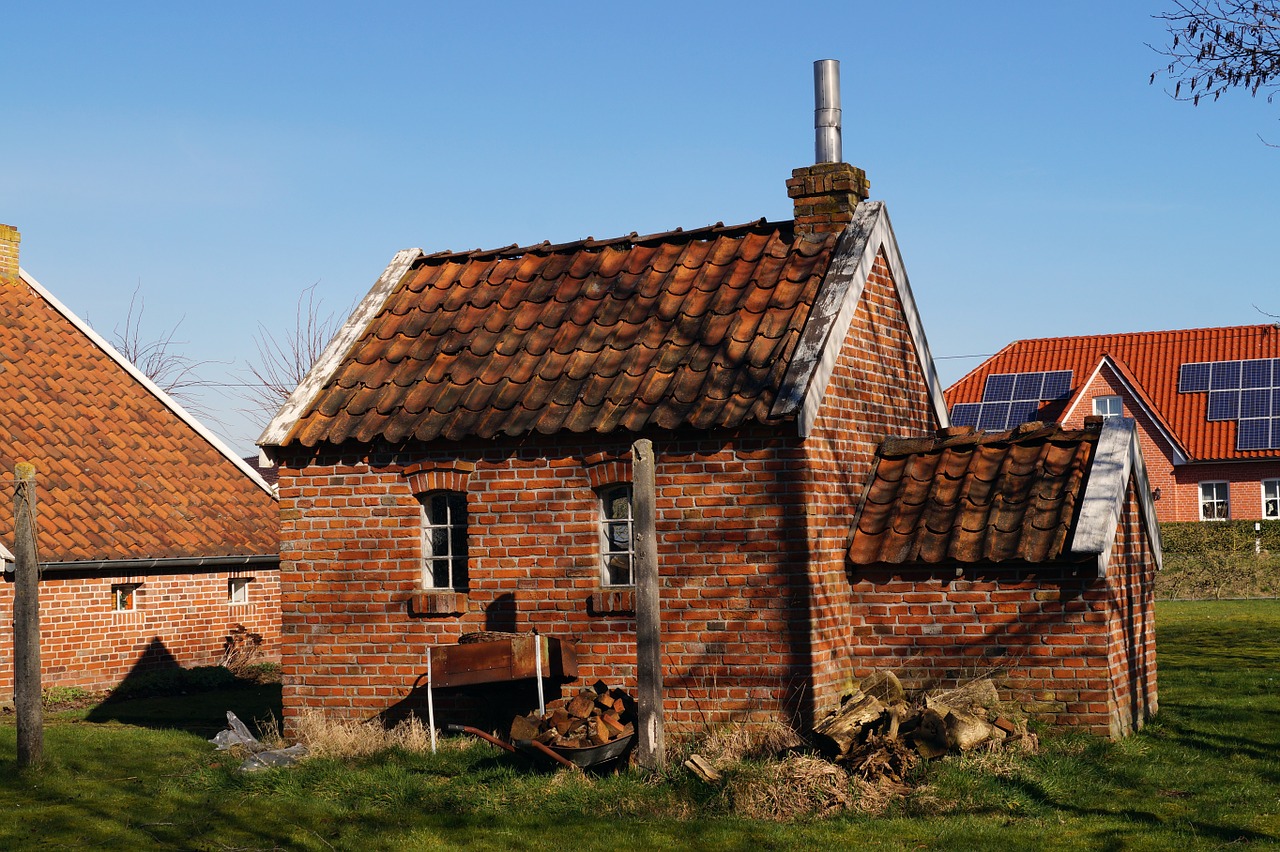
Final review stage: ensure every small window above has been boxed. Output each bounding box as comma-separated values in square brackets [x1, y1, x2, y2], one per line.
[1264, 479, 1280, 520]
[228, 577, 250, 605]
[421, 492, 468, 589]
[1200, 481, 1230, 521]
[1093, 395, 1123, 418]
[600, 484, 634, 587]
[111, 583, 140, 612]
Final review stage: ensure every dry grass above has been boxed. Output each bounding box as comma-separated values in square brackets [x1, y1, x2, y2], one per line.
[722, 755, 853, 821]
[289, 711, 471, 758]
[694, 719, 802, 768]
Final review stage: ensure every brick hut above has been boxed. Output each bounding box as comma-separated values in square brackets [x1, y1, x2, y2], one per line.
[259, 70, 1158, 738]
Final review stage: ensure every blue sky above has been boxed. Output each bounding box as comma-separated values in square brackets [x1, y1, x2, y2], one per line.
[5, 2, 1280, 456]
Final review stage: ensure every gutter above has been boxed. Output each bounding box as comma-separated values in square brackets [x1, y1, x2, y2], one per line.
[2, 553, 279, 576]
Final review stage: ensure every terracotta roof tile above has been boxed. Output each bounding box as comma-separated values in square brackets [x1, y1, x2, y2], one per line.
[946, 324, 1280, 461]
[284, 220, 841, 446]
[0, 275, 276, 563]
[849, 422, 1100, 565]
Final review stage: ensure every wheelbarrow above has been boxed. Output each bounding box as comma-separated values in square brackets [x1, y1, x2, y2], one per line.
[446, 724, 634, 772]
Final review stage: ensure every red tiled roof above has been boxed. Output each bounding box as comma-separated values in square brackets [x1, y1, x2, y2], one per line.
[848, 421, 1100, 565]
[283, 220, 841, 446]
[0, 273, 278, 563]
[945, 324, 1280, 462]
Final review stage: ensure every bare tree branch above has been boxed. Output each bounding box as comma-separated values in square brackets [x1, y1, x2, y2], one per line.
[110, 286, 222, 420]
[238, 283, 344, 428]
[1151, 1, 1280, 124]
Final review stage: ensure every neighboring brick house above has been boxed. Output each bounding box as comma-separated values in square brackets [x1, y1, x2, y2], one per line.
[945, 326, 1280, 522]
[259, 154, 1160, 738]
[0, 224, 280, 693]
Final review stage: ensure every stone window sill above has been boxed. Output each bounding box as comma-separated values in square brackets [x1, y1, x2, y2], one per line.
[588, 587, 635, 615]
[410, 590, 469, 617]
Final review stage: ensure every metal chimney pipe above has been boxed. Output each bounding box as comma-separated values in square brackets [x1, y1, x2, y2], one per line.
[814, 59, 841, 164]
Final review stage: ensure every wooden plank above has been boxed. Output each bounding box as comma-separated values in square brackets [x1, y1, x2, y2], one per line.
[633, 438, 665, 770]
[431, 635, 576, 688]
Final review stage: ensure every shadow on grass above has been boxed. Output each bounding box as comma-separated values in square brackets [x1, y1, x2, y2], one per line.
[85, 684, 283, 738]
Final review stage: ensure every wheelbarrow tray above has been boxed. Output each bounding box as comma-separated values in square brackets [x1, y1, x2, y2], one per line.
[515, 732, 635, 769]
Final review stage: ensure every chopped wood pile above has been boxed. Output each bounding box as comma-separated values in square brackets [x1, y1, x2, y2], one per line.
[510, 681, 635, 749]
[812, 672, 1037, 783]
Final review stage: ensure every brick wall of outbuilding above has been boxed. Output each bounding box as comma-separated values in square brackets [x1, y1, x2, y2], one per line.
[0, 567, 281, 694]
[842, 475, 1157, 738]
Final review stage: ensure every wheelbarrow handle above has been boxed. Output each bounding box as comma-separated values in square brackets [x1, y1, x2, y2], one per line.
[515, 738, 583, 772]
[445, 724, 517, 753]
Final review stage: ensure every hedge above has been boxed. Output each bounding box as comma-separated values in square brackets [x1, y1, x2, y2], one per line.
[1159, 520, 1280, 554]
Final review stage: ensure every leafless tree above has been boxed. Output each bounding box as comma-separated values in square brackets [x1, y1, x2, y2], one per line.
[111, 287, 219, 418]
[1151, 1, 1280, 121]
[238, 283, 344, 426]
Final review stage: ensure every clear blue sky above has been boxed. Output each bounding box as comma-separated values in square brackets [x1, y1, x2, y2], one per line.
[6, 2, 1279, 456]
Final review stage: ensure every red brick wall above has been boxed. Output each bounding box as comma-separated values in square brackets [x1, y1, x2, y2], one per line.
[800, 250, 941, 717]
[1064, 364, 1280, 522]
[0, 566, 281, 693]
[843, 477, 1158, 738]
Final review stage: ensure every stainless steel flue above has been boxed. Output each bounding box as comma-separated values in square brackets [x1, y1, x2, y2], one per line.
[814, 59, 841, 164]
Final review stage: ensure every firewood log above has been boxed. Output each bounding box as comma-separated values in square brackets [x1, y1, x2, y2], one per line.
[813, 690, 886, 757]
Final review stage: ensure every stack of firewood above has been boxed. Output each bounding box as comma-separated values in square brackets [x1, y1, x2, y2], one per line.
[812, 672, 1037, 781]
[510, 681, 635, 749]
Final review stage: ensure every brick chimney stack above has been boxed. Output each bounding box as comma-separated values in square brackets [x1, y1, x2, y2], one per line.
[787, 163, 870, 236]
[0, 224, 19, 283]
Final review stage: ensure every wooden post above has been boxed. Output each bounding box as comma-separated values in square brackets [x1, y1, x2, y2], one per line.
[632, 438, 664, 770]
[13, 462, 43, 767]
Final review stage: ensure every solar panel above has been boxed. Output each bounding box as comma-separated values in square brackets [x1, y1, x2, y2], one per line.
[1241, 389, 1272, 419]
[1210, 360, 1242, 390]
[1179, 362, 1211, 393]
[1242, 359, 1273, 389]
[982, 374, 1016, 402]
[1274, 391, 1280, 418]
[978, 403, 1011, 431]
[1041, 370, 1073, 400]
[1008, 400, 1041, 426]
[1239, 418, 1271, 451]
[1207, 390, 1240, 421]
[1012, 373, 1043, 401]
[950, 403, 981, 427]
[1273, 418, 1280, 450]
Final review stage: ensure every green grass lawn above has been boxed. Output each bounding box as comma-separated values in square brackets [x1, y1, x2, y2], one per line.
[3, 601, 1279, 850]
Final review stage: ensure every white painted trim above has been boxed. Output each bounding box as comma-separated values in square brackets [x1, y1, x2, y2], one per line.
[1197, 480, 1230, 522]
[16, 268, 275, 497]
[1063, 355, 1190, 466]
[771, 202, 949, 436]
[1070, 417, 1163, 575]
[258, 248, 423, 448]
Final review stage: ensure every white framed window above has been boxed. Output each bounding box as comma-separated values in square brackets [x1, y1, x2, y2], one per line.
[111, 583, 141, 612]
[1264, 479, 1280, 520]
[599, 484, 634, 587]
[421, 491, 468, 589]
[228, 577, 250, 605]
[1093, 395, 1123, 418]
[1199, 481, 1230, 521]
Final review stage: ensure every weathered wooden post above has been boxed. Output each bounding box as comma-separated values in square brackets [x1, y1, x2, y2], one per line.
[632, 438, 664, 770]
[13, 462, 44, 767]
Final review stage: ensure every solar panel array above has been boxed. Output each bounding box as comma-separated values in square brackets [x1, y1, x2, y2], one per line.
[1178, 358, 1280, 451]
[950, 370, 1073, 432]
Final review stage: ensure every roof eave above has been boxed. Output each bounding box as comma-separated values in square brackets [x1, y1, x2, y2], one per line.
[770, 201, 950, 436]
[1062, 354, 1190, 465]
[258, 248, 424, 449]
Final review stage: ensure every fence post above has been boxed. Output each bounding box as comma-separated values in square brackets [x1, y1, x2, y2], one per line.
[14, 462, 43, 767]
[632, 438, 664, 770]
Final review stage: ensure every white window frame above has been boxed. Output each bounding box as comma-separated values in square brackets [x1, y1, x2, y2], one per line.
[228, 577, 251, 606]
[1199, 481, 1230, 521]
[599, 484, 634, 587]
[1263, 479, 1280, 521]
[111, 583, 140, 612]
[1092, 395, 1123, 418]
[421, 491, 468, 590]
